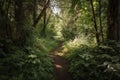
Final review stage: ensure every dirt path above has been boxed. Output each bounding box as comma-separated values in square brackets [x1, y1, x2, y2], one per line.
[50, 42, 73, 80]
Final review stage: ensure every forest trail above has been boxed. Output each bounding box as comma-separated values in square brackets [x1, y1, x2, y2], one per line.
[50, 42, 73, 80]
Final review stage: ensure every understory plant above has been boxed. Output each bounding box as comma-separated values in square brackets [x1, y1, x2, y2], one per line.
[0, 38, 54, 80]
[66, 41, 120, 80]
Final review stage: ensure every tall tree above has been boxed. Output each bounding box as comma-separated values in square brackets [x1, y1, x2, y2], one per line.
[98, 0, 104, 41]
[0, 0, 12, 39]
[42, 0, 47, 36]
[107, 0, 120, 41]
[33, 0, 50, 27]
[90, 0, 100, 44]
[33, 0, 37, 27]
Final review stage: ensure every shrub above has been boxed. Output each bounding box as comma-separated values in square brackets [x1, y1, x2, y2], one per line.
[0, 40, 53, 80]
[62, 27, 78, 40]
[66, 43, 120, 80]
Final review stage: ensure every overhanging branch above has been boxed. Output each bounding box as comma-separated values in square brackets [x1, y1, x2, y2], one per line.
[33, 0, 50, 27]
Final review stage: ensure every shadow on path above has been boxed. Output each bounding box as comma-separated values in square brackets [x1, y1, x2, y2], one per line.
[50, 42, 73, 80]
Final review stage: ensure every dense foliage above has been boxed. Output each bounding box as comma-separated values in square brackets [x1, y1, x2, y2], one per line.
[65, 41, 120, 80]
[0, 0, 120, 80]
[0, 37, 57, 80]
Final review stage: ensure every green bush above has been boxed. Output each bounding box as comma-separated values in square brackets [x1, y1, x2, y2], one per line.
[34, 38, 57, 53]
[0, 40, 53, 80]
[62, 27, 78, 40]
[66, 43, 120, 80]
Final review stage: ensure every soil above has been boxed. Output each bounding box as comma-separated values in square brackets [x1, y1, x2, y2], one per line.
[50, 42, 73, 80]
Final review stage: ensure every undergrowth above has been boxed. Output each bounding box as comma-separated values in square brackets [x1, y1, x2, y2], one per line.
[0, 37, 57, 80]
[65, 40, 120, 80]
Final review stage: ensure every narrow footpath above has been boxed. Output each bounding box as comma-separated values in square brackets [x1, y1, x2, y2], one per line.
[50, 42, 73, 80]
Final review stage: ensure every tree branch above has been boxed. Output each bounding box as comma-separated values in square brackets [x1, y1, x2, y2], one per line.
[33, 0, 50, 27]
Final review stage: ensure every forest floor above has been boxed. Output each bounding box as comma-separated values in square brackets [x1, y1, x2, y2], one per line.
[50, 42, 73, 80]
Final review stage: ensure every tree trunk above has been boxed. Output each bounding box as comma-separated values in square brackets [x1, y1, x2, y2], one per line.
[42, 0, 47, 37]
[14, 0, 25, 43]
[33, 0, 37, 27]
[0, 0, 12, 39]
[98, 0, 104, 41]
[33, 0, 50, 27]
[90, 0, 100, 44]
[107, 0, 120, 41]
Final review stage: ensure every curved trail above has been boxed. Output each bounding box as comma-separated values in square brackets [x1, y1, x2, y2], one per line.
[50, 42, 73, 80]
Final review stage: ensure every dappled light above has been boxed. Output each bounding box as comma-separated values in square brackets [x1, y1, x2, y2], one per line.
[65, 35, 90, 48]
[55, 64, 63, 69]
[0, 0, 120, 80]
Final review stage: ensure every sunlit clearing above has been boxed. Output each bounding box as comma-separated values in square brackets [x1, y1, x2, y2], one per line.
[55, 64, 63, 68]
[66, 35, 89, 48]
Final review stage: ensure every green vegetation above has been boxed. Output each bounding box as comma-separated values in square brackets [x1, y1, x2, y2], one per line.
[65, 41, 120, 80]
[0, 37, 57, 80]
[0, 0, 120, 80]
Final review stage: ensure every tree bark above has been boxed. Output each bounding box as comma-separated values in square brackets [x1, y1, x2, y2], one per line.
[107, 0, 120, 41]
[0, 0, 12, 39]
[42, 0, 47, 37]
[98, 0, 104, 41]
[33, 0, 37, 27]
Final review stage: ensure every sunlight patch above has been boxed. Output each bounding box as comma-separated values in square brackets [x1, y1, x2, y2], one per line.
[55, 64, 63, 68]
[57, 52, 64, 56]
